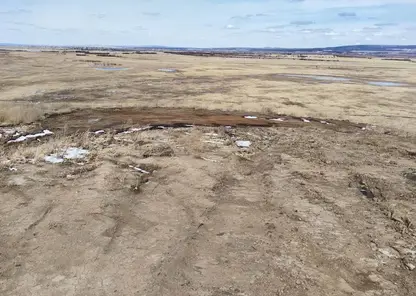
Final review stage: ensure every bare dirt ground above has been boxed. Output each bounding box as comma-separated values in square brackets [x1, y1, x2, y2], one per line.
[1, 51, 416, 296]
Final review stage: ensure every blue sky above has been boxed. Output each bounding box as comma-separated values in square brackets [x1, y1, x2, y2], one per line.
[1, 0, 416, 47]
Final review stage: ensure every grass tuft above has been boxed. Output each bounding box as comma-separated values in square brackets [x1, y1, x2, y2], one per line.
[0, 103, 44, 125]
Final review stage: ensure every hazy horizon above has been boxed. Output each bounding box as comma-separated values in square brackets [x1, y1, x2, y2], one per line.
[2, 42, 416, 50]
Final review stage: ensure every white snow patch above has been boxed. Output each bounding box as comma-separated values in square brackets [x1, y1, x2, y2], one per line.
[64, 148, 89, 159]
[270, 118, 285, 122]
[201, 157, 218, 163]
[44, 147, 89, 164]
[93, 130, 105, 135]
[301, 118, 311, 123]
[320, 121, 330, 124]
[129, 165, 150, 174]
[204, 140, 225, 145]
[4, 129, 16, 135]
[44, 155, 64, 164]
[236, 140, 252, 148]
[244, 116, 258, 119]
[120, 126, 151, 134]
[9, 167, 17, 172]
[377, 248, 398, 258]
[7, 130, 53, 143]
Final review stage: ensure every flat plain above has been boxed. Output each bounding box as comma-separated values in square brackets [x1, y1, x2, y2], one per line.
[1, 50, 416, 296]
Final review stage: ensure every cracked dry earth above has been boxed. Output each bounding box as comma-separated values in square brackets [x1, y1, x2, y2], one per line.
[1, 122, 416, 296]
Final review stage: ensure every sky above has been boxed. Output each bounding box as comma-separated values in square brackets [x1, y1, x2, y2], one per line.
[1, 0, 416, 48]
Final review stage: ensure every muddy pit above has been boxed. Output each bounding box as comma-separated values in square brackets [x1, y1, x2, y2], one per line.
[39, 107, 365, 133]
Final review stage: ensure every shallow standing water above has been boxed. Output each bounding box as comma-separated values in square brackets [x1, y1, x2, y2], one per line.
[284, 74, 350, 82]
[280, 73, 410, 87]
[158, 68, 177, 73]
[367, 81, 407, 87]
[95, 67, 128, 71]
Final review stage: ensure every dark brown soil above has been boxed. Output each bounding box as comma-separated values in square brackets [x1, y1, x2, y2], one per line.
[40, 107, 364, 133]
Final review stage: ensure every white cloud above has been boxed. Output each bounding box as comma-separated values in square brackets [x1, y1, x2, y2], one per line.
[225, 24, 238, 30]
[0, 0, 415, 47]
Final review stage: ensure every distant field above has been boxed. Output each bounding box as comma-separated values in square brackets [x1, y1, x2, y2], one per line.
[0, 51, 415, 132]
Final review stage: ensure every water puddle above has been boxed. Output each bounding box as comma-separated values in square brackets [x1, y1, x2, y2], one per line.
[96, 67, 128, 71]
[367, 81, 407, 87]
[284, 74, 350, 82]
[158, 68, 177, 73]
[280, 73, 409, 87]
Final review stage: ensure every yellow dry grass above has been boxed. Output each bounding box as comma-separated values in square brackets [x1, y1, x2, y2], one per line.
[0, 102, 44, 125]
[0, 129, 106, 168]
[0, 51, 415, 132]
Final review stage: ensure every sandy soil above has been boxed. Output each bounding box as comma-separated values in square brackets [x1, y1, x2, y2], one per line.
[0, 51, 415, 295]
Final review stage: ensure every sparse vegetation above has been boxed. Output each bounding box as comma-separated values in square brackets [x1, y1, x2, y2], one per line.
[1, 51, 415, 132]
[1, 50, 416, 296]
[0, 103, 44, 125]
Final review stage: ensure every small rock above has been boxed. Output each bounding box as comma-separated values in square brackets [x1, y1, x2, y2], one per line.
[337, 278, 355, 293]
[52, 275, 66, 282]
[66, 174, 76, 180]
[406, 263, 415, 271]
[368, 273, 396, 290]
[7, 176, 26, 186]
[368, 273, 380, 283]
[403, 168, 416, 182]
[378, 247, 398, 258]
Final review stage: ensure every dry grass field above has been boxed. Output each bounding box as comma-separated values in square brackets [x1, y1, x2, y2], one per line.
[1, 51, 415, 131]
[1, 51, 416, 296]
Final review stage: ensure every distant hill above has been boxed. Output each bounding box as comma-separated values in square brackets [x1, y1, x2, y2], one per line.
[1, 43, 416, 56]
